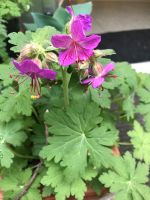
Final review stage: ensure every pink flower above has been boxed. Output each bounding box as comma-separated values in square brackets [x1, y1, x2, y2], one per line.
[51, 20, 101, 66]
[66, 6, 92, 32]
[13, 59, 57, 95]
[82, 63, 115, 88]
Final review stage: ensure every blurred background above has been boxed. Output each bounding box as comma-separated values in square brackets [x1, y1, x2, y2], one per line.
[22, 0, 150, 64]
[1, 0, 150, 65]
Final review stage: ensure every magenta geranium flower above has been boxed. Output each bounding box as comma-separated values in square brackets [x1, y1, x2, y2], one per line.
[51, 20, 101, 66]
[66, 6, 92, 32]
[82, 63, 115, 88]
[13, 59, 57, 95]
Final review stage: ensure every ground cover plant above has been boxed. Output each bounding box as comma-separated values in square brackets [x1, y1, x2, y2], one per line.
[0, 1, 150, 200]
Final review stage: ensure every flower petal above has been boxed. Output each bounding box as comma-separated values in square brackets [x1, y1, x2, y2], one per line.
[13, 59, 40, 75]
[77, 46, 93, 61]
[59, 46, 77, 66]
[101, 63, 114, 77]
[92, 77, 104, 88]
[79, 34, 101, 49]
[82, 77, 94, 84]
[13, 60, 25, 74]
[76, 14, 92, 32]
[38, 69, 57, 80]
[66, 6, 74, 16]
[71, 19, 85, 41]
[51, 35, 72, 49]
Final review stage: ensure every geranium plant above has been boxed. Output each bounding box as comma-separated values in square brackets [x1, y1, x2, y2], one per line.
[0, 3, 150, 200]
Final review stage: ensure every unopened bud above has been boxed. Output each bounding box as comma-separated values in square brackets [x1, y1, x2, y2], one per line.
[18, 43, 44, 61]
[32, 58, 42, 68]
[80, 69, 89, 79]
[46, 52, 58, 63]
[78, 61, 90, 70]
[65, 21, 72, 34]
[94, 49, 116, 58]
[93, 62, 103, 76]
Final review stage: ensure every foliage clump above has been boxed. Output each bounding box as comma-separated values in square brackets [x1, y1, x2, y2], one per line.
[0, 2, 150, 200]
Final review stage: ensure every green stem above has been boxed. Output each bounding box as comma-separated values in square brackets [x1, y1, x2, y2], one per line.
[119, 142, 132, 146]
[32, 107, 41, 124]
[61, 67, 69, 108]
[8, 145, 38, 160]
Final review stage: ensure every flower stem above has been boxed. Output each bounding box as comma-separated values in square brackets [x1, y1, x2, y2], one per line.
[61, 67, 69, 108]
[119, 142, 132, 146]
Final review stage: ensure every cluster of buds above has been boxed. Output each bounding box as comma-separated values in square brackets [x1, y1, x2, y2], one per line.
[77, 53, 116, 89]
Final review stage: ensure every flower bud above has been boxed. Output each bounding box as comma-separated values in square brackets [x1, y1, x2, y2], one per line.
[92, 62, 103, 76]
[78, 61, 90, 70]
[18, 43, 44, 61]
[32, 58, 42, 68]
[46, 52, 58, 63]
[94, 49, 116, 58]
[65, 21, 72, 34]
[80, 69, 89, 79]
[93, 50, 104, 58]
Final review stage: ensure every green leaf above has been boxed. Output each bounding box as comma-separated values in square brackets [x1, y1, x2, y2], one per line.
[104, 62, 138, 94]
[0, 145, 14, 168]
[31, 12, 63, 31]
[100, 152, 150, 200]
[135, 74, 150, 131]
[0, 86, 32, 122]
[31, 124, 46, 156]
[8, 31, 32, 52]
[8, 26, 60, 53]
[128, 121, 150, 164]
[0, 162, 42, 199]
[53, 7, 70, 26]
[24, 23, 37, 31]
[72, 2, 93, 15]
[22, 188, 42, 200]
[69, 72, 88, 101]
[145, 113, 150, 132]
[0, 64, 14, 86]
[40, 102, 118, 179]
[42, 186, 54, 198]
[41, 162, 87, 200]
[0, 119, 29, 168]
[32, 26, 60, 47]
[136, 88, 150, 104]
[90, 87, 111, 109]
[0, 19, 9, 62]
[122, 95, 135, 120]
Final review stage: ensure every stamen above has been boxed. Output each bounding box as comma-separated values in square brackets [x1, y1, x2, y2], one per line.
[106, 74, 118, 79]
[30, 77, 41, 97]
[31, 95, 40, 100]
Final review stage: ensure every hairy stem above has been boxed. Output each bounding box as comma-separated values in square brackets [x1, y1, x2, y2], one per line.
[61, 67, 69, 108]
[14, 161, 43, 200]
[44, 124, 49, 145]
[32, 107, 41, 124]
